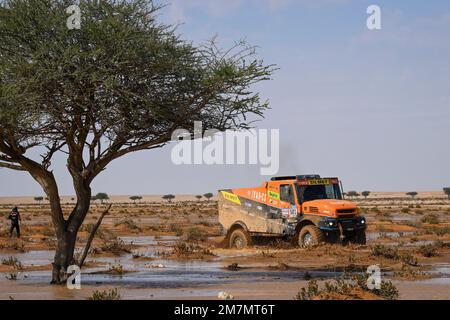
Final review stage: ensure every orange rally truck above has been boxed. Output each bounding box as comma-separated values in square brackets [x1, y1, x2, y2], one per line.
[218, 175, 366, 248]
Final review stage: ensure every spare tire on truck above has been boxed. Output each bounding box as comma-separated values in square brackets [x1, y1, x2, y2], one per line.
[298, 225, 325, 248]
[228, 228, 252, 249]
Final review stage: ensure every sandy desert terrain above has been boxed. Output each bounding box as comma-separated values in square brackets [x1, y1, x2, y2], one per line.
[0, 192, 449, 300]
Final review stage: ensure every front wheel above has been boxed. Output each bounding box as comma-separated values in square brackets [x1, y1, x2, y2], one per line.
[298, 225, 325, 248]
[228, 229, 252, 249]
[348, 230, 366, 245]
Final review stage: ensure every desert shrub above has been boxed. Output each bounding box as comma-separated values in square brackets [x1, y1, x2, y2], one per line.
[359, 207, 368, 214]
[89, 288, 121, 300]
[80, 223, 95, 233]
[199, 220, 214, 227]
[101, 238, 131, 256]
[295, 280, 320, 300]
[186, 227, 207, 241]
[418, 243, 440, 257]
[0, 227, 9, 237]
[401, 208, 410, 213]
[115, 218, 141, 231]
[424, 226, 449, 236]
[372, 245, 418, 265]
[107, 264, 125, 274]
[354, 273, 399, 300]
[400, 252, 418, 266]
[169, 224, 183, 237]
[295, 274, 398, 300]
[421, 214, 439, 224]
[0, 241, 25, 252]
[371, 245, 399, 260]
[1, 257, 23, 270]
[5, 272, 18, 281]
[371, 207, 381, 214]
[173, 242, 214, 258]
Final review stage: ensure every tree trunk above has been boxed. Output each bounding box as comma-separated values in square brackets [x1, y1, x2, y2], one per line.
[51, 230, 77, 284]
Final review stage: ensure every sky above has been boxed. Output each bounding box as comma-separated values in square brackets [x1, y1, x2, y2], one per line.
[1, 0, 450, 196]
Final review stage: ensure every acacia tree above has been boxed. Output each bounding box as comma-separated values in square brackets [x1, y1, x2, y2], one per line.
[34, 196, 44, 204]
[162, 194, 175, 203]
[130, 195, 142, 204]
[0, 0, 274, 283]
[361, 191, 371, 199]
[94, 192, 109, 204]
[346, 191, 360, 199]
[406, 192, 418, 199]
[443, 188, 450, 200]
[203, 193, 214, 201]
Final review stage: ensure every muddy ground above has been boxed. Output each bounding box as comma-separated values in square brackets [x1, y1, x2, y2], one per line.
[0, 196, 449, 300]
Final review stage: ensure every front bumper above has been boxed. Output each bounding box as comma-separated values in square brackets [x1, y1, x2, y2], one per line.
[318, 216, 367, 232]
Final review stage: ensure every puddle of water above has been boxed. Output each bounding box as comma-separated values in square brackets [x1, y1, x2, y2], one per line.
[367, 232, 414, 241]
[0, 250, 54, 266]
[119, 235, 178, 246]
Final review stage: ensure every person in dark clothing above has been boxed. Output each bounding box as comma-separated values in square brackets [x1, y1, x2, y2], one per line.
[8, 207, 21, 238]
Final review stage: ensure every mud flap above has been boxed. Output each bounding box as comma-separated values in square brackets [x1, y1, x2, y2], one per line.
[338, 222, 345, 242]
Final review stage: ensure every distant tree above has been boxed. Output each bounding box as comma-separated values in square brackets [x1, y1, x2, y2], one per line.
[130, 196, 142, 204]
[203, 193, 214, 201]
[162, 194, 175, 203]
[347, 191, 360, 199]
[443, 188, 450, 200]
[95, 193, 109, 204]
[195, 195, 203, 202]
[34, 196, 44, 204]
[406, 192, 418, 199]
[361, 191, 371, 199]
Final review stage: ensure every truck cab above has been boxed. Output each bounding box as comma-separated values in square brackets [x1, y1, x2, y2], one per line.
[219, 175, 366, 248]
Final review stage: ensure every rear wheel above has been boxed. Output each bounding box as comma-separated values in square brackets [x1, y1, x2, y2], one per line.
[298, 225, 325, 248]
[229, 228, 251, 249]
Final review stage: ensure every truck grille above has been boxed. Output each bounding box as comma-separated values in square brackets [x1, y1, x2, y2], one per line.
[309, 207, 319, 213]
[337, 209, 356, 214]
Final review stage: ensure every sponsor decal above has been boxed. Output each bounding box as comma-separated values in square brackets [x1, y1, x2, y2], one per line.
[221, 191, 241, 205]
[268, 190, 280, 200]
[307, 178, 330, 185]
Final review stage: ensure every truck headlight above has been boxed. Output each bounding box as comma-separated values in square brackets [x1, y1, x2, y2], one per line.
[360, 218, 366, 224]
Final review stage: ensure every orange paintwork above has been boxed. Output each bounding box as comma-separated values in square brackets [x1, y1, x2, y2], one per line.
[231, 177, 360, 218]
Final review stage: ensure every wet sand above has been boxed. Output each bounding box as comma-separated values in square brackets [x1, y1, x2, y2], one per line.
[0, 196, 449, 300]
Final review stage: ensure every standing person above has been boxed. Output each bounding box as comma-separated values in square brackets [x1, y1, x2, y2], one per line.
[8, 207, 21, 238]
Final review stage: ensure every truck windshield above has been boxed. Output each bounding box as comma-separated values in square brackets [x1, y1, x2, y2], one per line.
[296, 184, 343, 203]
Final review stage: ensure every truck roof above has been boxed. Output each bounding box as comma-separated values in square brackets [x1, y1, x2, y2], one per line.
[270, 175, 339, 182]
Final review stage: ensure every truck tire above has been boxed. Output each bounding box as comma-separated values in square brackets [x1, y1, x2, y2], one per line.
[229, 228, 251, 249]
[298, 225, 324, 248]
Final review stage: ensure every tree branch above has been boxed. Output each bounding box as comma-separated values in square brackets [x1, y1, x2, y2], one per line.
[0, 161, 25, 171]
[77, 204, 112, 268]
